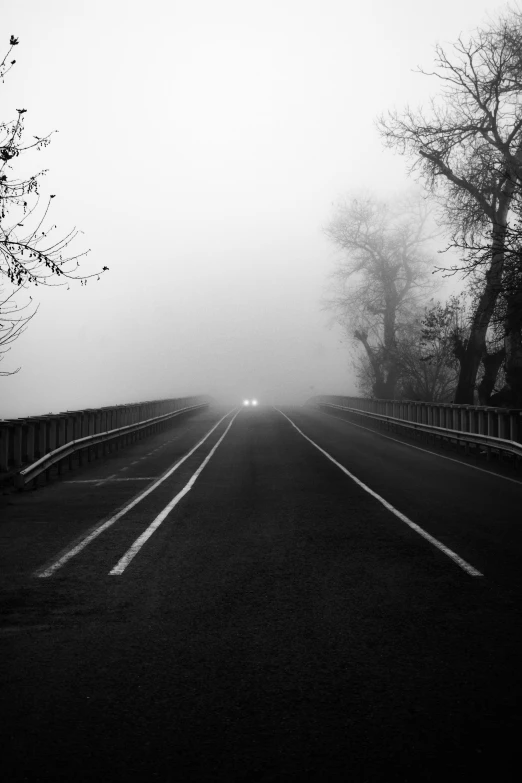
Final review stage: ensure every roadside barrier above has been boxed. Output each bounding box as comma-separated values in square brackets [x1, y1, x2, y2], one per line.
[0, 396, 210, 489]
[308, 396, 522, 461]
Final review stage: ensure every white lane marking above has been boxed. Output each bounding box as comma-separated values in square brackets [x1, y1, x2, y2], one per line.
[109, 411, 240, 575]
[276, 408, 483, 578]
[95, 473, 117, 487]
[66, 477, 158, 483]
[36, 409, 237, 578]
[320, 408, 522, 486]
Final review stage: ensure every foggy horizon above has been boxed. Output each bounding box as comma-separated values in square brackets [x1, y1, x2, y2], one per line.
[0, 0, 508, 419]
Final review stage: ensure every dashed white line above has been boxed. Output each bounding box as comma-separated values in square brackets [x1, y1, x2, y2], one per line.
[66, 477, 158, 483]
[35, 409, 237, 578]
[276, 408, 483, 578]
[109, 410, 240, 575]
[95, 474, 117, 487]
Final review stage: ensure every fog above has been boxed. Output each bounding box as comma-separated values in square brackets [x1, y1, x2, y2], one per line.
[0, 0, 507, 418]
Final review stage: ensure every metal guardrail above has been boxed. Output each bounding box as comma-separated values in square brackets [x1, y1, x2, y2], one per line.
[309, 395, 522, 443]
[310, 398, 522, 461]
[1, 395, 210, 488]
[14, 403, 208, 488]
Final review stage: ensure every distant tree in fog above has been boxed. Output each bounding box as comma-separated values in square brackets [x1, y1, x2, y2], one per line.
[0, 36, 107, 374]
[377, 7, 522, 405]
[395, 297, 465, 402]
[324, 192, 438, 399]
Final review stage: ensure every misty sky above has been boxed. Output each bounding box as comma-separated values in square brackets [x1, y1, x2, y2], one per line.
[0, 0, 510, 418]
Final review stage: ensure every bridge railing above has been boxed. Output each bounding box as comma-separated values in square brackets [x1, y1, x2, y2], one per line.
[308, 395, 522, 459]
[0, 395, 210, 487]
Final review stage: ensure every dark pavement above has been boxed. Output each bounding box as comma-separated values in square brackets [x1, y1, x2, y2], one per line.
[1, 405, 521, 781]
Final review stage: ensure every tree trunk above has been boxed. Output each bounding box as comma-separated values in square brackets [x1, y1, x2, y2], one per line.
[382, 362, 399, 400]
[355, 331, 386, 399]
[454, 217, 508, 404]
[372, 377, 388, 399]
[504, 289, 522, 407]
[477, 348, 505, 405]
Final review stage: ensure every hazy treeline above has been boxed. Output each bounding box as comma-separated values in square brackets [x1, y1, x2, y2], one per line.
[326, 6, 522, 407]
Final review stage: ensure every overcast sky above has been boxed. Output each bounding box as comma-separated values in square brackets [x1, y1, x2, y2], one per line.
[0, 0, 511, 418]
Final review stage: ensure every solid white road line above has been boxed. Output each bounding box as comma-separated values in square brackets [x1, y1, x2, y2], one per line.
[276, 408, 483, 578]
[35, 409, 237, 578]
[320, 407, 522, 486]
[109, 410, 240, 575]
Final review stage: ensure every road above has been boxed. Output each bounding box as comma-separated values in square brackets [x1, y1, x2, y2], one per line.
[1, 404, 521, 781]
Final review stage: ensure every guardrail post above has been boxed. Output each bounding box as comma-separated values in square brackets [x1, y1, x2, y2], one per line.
[124, 407, 129, 445]
[110, 409, 117, 452]
[450, 406, 457, 431]
[477, 409, 485, 436]
[78, 412, 87, 466]
[66, 415, 75, 470]
[56, 417, 67, 475]
[84, 412, 92, 462]
[104, 410, 111, 452]
[133, 405, 139, 439]
[0, 423, 12, 473]
[11, 421, 24, 469]
[498, 410, 506, 441]
[487, 409, 495, 438]
[36, 419, 47, 460]
[113, 408, 120, 449]
[509, 411, 522, 441]
[128, 405, 135, 443]
[46, 418, 57, 480]
[119, 406, 126, 447]
[93, 412, 101, 460]
[468, 408, 476, 435]
[25, 422, 35, 465]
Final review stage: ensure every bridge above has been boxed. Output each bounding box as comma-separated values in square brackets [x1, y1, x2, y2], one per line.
[1, 396, 521, 780]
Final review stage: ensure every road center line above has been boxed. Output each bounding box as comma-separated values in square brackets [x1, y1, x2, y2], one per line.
[109, 410, 240, 575]
[276, 408, 483, 578]
[35, 408, 237, 578]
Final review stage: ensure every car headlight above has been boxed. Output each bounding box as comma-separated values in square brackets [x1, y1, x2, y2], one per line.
[243, 399, 250, 406]
[252, 399, 258, 406]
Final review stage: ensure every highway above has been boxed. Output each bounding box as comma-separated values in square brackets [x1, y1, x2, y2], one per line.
[1, 403, 521, 781]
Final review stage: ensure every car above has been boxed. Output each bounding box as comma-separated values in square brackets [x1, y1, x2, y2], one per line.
[242, 399, 259, 407]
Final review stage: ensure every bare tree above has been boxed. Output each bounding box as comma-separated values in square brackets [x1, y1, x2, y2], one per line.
[0, 286, 36, 376]
[0, 35, 108, 373]
[324, 192, 437, 399]
[396, 297, 465, 402]
[377, 7, 522, 404]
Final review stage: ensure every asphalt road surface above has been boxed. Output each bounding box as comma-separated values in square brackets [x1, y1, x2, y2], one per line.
[1, 404, 521, 782]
